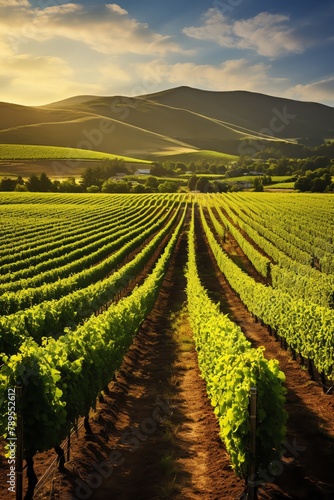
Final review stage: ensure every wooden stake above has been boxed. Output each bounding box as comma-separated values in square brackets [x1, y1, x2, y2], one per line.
[248, 387, 257, 500]
[16, 382, 23, 500]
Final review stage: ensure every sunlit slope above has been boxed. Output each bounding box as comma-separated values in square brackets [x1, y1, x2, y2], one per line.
[0, 101, 91, 130]
[0, 116, 197, 159]
[45, 96, 254, 142]
[0, 144, 151, 163]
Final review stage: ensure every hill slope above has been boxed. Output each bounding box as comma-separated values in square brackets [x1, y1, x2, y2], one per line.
[140, 86, 334, 139]
[1, 87, 333, 160]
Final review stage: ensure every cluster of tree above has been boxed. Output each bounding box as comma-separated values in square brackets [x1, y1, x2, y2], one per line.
[294, 168, 334, 193]
[149, 160, 227, 176]
[80, 158, 128, 189]
[95, 177, 180, 194]
[240, 137, 334, 161]
[187, 175, 229, 193]
[0, 172, 181, 194]
[231, 155, 334, 177]
[0, 174, 82, 193]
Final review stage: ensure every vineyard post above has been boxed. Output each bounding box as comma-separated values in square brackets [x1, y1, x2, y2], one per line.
[248, 387, 257, 500]
[16, 382, 23, 500]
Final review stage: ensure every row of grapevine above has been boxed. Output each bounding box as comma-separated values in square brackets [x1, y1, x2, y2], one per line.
[0, 203, 173, 297]
[222, 195, 313, 267]
[0, 204, 182, 354]
[228, 193, 334, 273]
[208, 200, 270, 278]
[0, 203, 176, 314]
[0, 197, 143, 267]
[0, 194, 165, 253]
[237, 193, 334, 257]
[186, 204, 286, 478]
[199, 203, 334, 379]
[0, 204, 186, 459]
[0, 199, 164, 284]
[0, 194, 131, 246]
[212, 195, 334, 307]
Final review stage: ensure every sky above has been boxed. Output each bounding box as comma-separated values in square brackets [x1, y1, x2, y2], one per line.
[0, 0, 333, 107]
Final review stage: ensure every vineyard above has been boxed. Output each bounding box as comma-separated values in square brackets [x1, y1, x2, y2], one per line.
[0, 191, 334, 499]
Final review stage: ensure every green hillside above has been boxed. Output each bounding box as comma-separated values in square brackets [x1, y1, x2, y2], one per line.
[0, 144, 151, 163]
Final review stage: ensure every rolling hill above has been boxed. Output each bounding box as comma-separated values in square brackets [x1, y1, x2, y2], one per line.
[1, 86, 333, 164]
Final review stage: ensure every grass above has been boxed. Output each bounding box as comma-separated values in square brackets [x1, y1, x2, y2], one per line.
[155, 149, 238, 163]
[268, 182, 296, 189]
[0, 144, 151, 163]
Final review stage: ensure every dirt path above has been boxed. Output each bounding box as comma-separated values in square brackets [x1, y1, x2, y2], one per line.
[196, 207, 334, 499]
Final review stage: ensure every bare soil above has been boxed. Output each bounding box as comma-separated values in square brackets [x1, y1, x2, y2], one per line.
[1, 206, 334, 499]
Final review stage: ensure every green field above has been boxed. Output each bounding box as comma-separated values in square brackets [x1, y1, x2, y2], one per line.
[155, 149, 237, 163]
[268, 181, 295, 189]
[0, 144, 151, 163]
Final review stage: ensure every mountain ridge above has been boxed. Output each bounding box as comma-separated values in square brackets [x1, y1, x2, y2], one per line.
[1, 86, 333, 159]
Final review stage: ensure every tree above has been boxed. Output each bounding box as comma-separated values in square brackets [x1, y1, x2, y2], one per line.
[150, 163, 170, 177]
[212, 181, 228, 193]
[101, 158, 126, 178]
[39, 172, 54, 192]
[314, 156, 330, 168]
[132, 183, 146, 193]
[26, 174, 41, 192]
[58, 177, 81, 193]
[145, 176, 158, 189]
[0, 177, 16, 191]
[311, 177, 328, 193]
[294, 176, 312, 192]
[187, 175, 197, 191]
[253, 177, 264, 192]
[102, 180, 131, 193]
[301, 160, 317, 173]
[195, 177, 210, 193]
[14, 183, 28, 192]
[157, 181, 178, 193]
[86, 185, 100, 193]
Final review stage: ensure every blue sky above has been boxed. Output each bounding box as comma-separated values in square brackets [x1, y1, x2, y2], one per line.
[0, 0, 333, 106]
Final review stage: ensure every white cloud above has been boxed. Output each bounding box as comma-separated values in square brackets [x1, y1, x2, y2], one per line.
[183, 9, 308, 57]
[0, 2, 184, 56]
[0, 0, 30, 6]
[107, 3, 128, 15]
[287, 77, 334, 106]
[234, 12, 305, 57]
[134, 59, 288, 96]
[183, 9, 234, 48]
